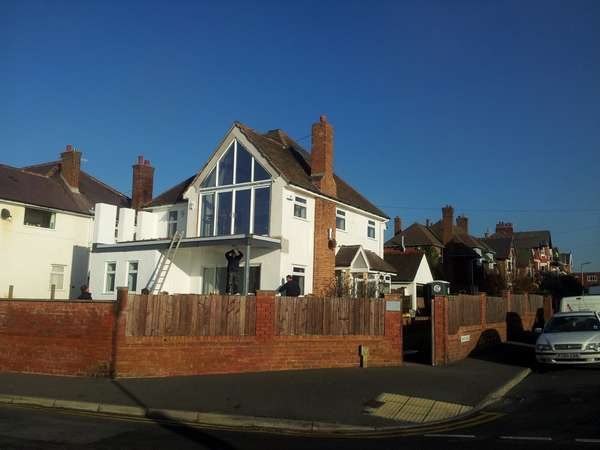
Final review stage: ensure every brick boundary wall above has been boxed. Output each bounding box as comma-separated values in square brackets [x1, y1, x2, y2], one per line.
[0, 299, 115, 376]
[433, 293, 552, 365]
[114, 290, 402, 377]
[0, 290, 402, 378]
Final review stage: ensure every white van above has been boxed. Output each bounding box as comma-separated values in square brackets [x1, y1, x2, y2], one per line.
[560, 295, 600, 314]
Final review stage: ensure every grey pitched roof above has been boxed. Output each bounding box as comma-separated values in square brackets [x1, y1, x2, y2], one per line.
[384, 253, 426, 282]
[147, 123, 388, 218]
[385, 223, 444, 248]
[335, 245, 397, 274]
[513, 230, 552, 250]
[0, 163, 129, 215]
[482, 236, 513, 260]
[147, 175, 196, 207]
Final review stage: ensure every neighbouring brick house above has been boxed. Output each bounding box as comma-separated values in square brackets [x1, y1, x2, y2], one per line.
[489, 222, 557, 279]
[481, 235, 516, 288]
[579, 271, 600, 290]
[384, 206, 494, 294]
[0, 146, 130, 299]
[89, 116, 395, 299]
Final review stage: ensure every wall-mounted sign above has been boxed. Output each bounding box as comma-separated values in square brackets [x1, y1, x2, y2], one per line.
[460, 334, 471, 343]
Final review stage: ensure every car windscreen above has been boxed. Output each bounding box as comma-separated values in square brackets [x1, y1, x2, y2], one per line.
[544, 316, 600, 333]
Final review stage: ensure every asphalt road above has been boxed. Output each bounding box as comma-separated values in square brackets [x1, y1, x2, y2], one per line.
[0, 365, 598, 450]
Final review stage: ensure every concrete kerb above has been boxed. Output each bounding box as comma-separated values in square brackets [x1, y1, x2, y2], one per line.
[0, 368, 531, 436]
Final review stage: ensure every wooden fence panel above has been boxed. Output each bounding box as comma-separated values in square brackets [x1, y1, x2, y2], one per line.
[512, 294, 527, 317]
[460, 295, 481, 326]
[126, 294, 256, 337]
[528, 294, 544, 313]
[448, 296, 461, 334]
[275, 297, 385, 336]
[486, 296, 507, 323]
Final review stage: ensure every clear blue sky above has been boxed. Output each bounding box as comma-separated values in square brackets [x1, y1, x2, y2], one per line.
[2, 0, 599, 271]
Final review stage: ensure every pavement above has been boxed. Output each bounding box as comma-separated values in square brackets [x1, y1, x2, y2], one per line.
[0, 343, 533, 434]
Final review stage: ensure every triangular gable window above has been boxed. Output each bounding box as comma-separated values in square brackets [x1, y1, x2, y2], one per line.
[253, 160, 270, 181]
[218, 143, 234, 186]
[236, 143, 252, 184]
[201, 167, 216, 188]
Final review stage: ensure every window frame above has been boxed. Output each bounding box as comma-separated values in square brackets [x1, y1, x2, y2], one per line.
[127, 261, 139, 292]
[336, 209, 346, 231]
[23, 207, 56, 230]
[49, 264, 66, 291]
[104, 261, 117, 294]
[293, 196, 307, 219]
[367, 219, 376, 239]
[167, 210, 179, 238]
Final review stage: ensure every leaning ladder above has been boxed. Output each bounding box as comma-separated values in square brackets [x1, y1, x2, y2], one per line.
[151, 231, 183, 294]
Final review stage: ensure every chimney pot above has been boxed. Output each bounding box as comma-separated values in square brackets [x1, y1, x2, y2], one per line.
[320, 115, 327, 123]
[137, 155, 144, 164]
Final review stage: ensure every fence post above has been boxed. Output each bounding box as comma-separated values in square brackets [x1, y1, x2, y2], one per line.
[480, 293, 487, 327]
[255, 290, 276, 342]
[503, 290, 512, 314]
[543, 295, 553, 322]
[110, 287, 129, 378]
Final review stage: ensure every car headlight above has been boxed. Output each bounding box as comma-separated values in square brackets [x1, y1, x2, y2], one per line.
[585, 343, 600, 352]
[536, 344, 553, 352]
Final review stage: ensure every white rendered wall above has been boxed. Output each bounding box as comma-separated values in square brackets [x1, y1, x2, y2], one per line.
[93, 203, 117, 244]
[88, 248, 161, 300]
[117, 208, 136, 242]
[278, 185, 315, 293]
[151, 204, 188, 239]
[0, 200, 93, 299]
[334, 205, 386, 256]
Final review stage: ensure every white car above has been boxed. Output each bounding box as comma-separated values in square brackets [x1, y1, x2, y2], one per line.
[535, 311, 600, 365]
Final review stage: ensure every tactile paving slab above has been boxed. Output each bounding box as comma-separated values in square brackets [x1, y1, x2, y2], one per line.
[364, 393, 473, 423]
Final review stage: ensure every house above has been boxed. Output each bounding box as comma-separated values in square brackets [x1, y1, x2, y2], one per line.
[383, 252, 433, 310]
[579, 271, 600, 291]
[88, 117, 393, 299]
[385, 206, 493, 294]
[0, 145, 130, 299]
[481, 235, 516, 288]
[490, 222, 555, 278]
[558, 252, 573, 274]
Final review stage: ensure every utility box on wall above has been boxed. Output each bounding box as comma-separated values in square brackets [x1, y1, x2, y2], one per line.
[425, 280, 450, 299]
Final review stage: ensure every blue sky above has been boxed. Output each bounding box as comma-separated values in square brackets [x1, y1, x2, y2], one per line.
[2, 0, 599, 270]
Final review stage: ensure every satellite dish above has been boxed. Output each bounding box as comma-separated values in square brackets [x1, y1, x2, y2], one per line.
[1, 208, 11, 220]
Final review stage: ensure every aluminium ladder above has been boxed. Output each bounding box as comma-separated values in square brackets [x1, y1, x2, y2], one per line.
[151, 231, 183, 294]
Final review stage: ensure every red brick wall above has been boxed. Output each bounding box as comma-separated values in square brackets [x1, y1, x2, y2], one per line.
[433, 293, 552, 365]
[114, 292, 402, 377]
[312, 198, 337, 295]
[0, 290, 402, 378]
[0, 300, 115, 376]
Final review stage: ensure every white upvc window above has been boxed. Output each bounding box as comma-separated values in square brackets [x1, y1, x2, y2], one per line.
[127, 261, 139, 292]
[588, 274, 598, 282]
[292, 266, 306, 295]
[167, 210, 178, 238]
[336, 209, 346, 231]
[367, 220, 376, 239]
[49, 264, 65, 291]
[105, 262, 117, 293]
[293, 196, 307, 219]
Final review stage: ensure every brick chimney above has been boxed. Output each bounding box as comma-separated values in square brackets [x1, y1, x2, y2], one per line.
[394, 216, 402, 235]
[60, 144, 81, 192]
[456, 215, 469, 235]
[131, 155, 154, 210]
[310, 115, 336, 197]
[442, 205, 454, 245]
[495, 221, 513, 235]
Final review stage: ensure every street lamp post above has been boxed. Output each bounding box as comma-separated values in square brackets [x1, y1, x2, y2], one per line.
[580, 262, 591, 295]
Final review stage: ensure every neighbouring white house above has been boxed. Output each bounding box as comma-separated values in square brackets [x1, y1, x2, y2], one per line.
[383, 252, 434, 310]
[89, 117, 396, 300]
[0, 146, 130, 299]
